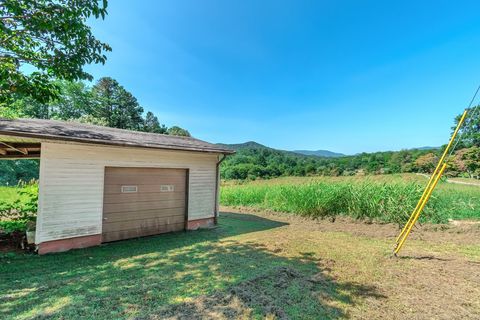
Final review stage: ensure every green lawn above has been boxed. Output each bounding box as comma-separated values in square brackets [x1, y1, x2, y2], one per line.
[2, 211, 480, 319]
[1, 174, 479, 318]
[0, 214, 328, 319]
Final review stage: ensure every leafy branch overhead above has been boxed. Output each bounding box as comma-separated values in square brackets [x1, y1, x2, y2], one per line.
[0, 0, 111, 104]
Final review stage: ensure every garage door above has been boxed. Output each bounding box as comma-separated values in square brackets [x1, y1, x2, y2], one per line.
[102, 167, 187, 242]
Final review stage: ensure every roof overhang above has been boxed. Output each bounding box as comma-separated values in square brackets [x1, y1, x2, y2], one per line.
[0, 130, 235, 155]
[0, 135, 41, 159]
[0, 118, 235, 156]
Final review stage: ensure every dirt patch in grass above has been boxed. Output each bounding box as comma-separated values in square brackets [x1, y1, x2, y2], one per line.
[0, 233, 27, 254]
[155, 267, 309, 319]
[154, 265, 377, 320]
[220, 207, 480, 319]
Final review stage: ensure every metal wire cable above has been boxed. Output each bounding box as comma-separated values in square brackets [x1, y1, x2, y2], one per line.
[448, 85, 480, 157]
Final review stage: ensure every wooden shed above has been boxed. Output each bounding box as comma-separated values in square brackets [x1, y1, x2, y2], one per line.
[0, 118, 234, 254]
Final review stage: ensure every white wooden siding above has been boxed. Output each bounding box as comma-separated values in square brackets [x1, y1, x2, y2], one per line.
[36, 142, 219, 243]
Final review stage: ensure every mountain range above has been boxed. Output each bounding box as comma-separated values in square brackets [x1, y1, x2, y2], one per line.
[216, 141, 439, 158]
[216, 141, 345, 158]
[293, 150, 345, 157]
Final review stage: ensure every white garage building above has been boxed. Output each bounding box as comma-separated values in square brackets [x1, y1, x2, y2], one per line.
[0, 118, 234, 254]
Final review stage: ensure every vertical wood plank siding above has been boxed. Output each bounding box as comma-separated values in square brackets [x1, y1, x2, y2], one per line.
[36, 142, 218, 243]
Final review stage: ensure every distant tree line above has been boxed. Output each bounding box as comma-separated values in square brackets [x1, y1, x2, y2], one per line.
[4, 77, 190, 136]
[221, 107, 480, 180]
[221, 147, 435, 180]
[0, 77, 191, 185]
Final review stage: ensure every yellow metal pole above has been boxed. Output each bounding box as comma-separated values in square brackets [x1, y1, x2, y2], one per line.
[395, 109, 469, 244]
[408, 163, 447, 230]
[435, 109, 468, 168]
[394, 162, 447, 255]
[396, 168, 440, 242]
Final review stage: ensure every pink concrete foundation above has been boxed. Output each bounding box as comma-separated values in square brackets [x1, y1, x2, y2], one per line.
[38, 218, 215, 254]
[186, 217, 215, 230]
[38, 234, 102, 255]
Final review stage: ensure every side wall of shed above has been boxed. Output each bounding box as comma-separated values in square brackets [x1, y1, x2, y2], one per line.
[36, 142, 219, 244]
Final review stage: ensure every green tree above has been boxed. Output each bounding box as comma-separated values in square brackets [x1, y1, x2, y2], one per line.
[51, 81, 95, 120]
[167, 126, 191, 137]
[4, 80, 99, 121]
[74, 114, 108, 126]
[143, 111, 167, 133]
[453, 106, 480, 148]
[92, 77, 144, 130]
[0, 0, 111, 107]
[0, 159, 39, 185]
[4, 77, 176, 133]
[414, 153, 438, 173]
[8, 95, 50, 118]
[461, 146, 480, 179]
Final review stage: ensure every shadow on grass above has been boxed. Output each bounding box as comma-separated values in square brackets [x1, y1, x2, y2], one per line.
[0, 212, 384, 319]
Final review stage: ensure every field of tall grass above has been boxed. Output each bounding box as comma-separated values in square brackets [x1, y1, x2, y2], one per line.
[1, 174, 479, 226]
[220, 174, 480, 224]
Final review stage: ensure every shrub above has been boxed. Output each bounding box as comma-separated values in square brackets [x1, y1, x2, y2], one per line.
[0, 182, 38, 235]
[0, 220, 28, 234]
[0, 182, 38, 222]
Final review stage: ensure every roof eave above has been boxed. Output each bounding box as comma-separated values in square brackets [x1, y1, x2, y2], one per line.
[0, 130, 236, 155]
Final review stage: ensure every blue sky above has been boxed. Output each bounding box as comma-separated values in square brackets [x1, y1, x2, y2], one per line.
[86, 1, 480, 154]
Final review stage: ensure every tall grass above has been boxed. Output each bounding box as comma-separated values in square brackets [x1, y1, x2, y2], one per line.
[220, 178, 480, 224]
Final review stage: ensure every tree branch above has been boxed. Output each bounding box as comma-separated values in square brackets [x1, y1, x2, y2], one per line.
[0, 15, 31, 20]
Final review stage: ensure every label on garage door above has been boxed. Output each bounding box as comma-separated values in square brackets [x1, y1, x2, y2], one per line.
[160, 185, 175, 192]
[121, 185, 138, 193]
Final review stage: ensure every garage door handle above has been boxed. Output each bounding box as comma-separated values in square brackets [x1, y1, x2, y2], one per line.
[103, 218, 108, 221]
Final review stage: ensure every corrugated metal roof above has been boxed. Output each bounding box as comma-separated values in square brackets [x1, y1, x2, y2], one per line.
[0, 118, 235, 154]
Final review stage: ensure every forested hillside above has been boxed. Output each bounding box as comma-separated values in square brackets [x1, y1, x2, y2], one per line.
[220, 143, 437, 180]
[220, 107, 480, 180]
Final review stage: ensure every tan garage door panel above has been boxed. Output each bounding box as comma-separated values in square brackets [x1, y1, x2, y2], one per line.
[102, 167, 187, 242]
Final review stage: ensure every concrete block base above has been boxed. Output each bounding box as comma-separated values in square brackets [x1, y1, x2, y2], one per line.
[187, 217, 215, 230]
[38, 234, 102, 255]
[37, 218, 216, 254]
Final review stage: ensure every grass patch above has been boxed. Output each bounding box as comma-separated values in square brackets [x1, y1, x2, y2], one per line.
[2, 211, 479, 319]
[0, 214, 365, 319]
